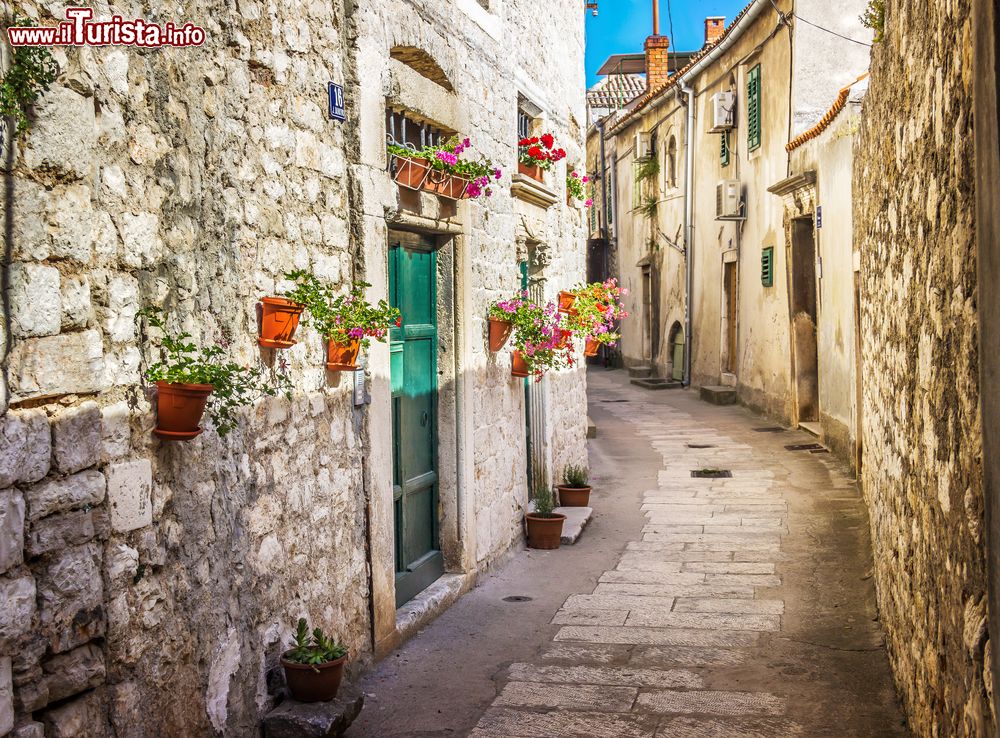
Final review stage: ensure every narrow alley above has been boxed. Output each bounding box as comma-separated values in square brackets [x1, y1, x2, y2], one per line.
[347, 370, 908, 737]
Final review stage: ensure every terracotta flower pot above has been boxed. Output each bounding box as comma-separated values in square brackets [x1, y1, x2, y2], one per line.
[326, 338, 361, 371]
[392, 156, 431, 190]
[554, 328, 571, 350]
[518, 161, 544, 182]
[511, 350, 530, 378]
[259, 297, 305, 349]
[153, 381, 213, 440]
[488, 318, 513, 351]
[280, 652, 348, 703]
[525, 513, 566, 549]
[427, 171, 471, 200]
[558, 291, 577, 313]
[557, 484, 592, 507]
[584, 338, 600, 357]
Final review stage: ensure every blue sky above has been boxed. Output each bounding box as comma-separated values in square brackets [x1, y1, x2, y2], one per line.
[585, 0, 750, 86]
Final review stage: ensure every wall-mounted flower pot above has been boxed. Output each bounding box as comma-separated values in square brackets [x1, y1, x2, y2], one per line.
[511, 350, 530, 378]
[488, 318, 513, 351]
[525, 513, 566, 549]
[326, 339, 361, 371]
[153, 382, 213, 440]
[558, 292, 577, 313]
[259, 297, 305, 349]
[426, 170, 471, 200]
[557, 484, 591, 507]
[554, 328, 571, 350]
[392, 155, 431, 190]
[584, 339, 599, 357]
[518, 162, 544, 182]
[280, 652, 348, 703]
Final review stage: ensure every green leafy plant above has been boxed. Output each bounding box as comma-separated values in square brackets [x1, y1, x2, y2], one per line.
[639, 196, 659, 220]
[635, 156, 660, 181]
[387, 136, 501, 198]
[563, 279, 629, 347]
[282, 271, 400, 350]
[140, 307, 290, 436]
[506, 293, 574, 377]
[532, 482, 558, 518]
[284, 618, 347, 669]
[860, 0, 885, 42]
[0, 15, 58, 134]
[563, 464, 589, 488]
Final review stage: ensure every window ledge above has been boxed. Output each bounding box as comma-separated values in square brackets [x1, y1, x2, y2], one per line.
[512, 173, 559, 209]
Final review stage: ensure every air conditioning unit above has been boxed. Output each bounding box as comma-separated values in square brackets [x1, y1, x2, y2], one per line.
[710, 91, 736, 132]
[634, 131, 652, 160]
[716, 179, 743, 220]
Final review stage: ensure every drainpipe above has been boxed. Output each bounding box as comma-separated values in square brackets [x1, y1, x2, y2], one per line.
[597, 117, 609, 246]
[680, 81, 695, 387]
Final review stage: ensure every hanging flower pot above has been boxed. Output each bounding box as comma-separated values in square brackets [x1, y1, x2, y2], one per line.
[584, 338, 600, 357]
[153, 381, 214, 440]
[518, 161, 544, 182]
[511, 350, 530, 378]
[392, 155, 431, 190]
[525, 512, 566, 549]
[426, 170, 471, 200]
[259, 297, 305, 349]
[326, 338, 361, 371]
[488, 318, 513, 351]
[558, 291, 577, 313]
[554, 328, 571, 350]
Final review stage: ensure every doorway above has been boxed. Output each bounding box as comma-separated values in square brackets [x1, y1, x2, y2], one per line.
[669, 322, 684, 382]
[642, 266, 652, 362]
[723, 261, 738, 375]
[389, 234, 443, 607]
[790, 217, 820, 423]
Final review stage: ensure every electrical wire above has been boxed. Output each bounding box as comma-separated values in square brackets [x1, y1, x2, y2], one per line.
[665, 0, 677, 77]
[792, 13, 872, 47]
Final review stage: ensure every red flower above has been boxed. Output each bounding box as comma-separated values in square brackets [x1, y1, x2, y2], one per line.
[395, 316, 402, 327]
[527, 145, 543, 159]
[540, 133, 554, 149]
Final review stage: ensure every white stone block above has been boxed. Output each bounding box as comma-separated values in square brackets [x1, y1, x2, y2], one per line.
[0, 576, 36, 641]
[100, 402, 131, 462]
[106, 460, 152, 532]
[0, 409, 51, 487]
[9, 263, 61, 338]
[49, 185, 94, 264]
[1, 178, 50, 261]
[52, 401, 102, 474]
[0, 657, 12, 736]
[25, 470, 106, 521]
[22, 86, 96, 180]
[0, 490, 25, 574]
[60, 276, 92, 330]
[7, 330, 106, 402]
[120, 212, 164, 268]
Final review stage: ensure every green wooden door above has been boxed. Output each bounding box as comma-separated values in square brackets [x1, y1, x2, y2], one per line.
[389, 236, 443, 607]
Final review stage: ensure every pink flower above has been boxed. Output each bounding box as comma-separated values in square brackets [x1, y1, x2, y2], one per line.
[585, 198, 593, 207]
[582, 176, 589, 183]
[494, 168, 502, 180]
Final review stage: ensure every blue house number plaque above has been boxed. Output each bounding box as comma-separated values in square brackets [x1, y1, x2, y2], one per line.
[328, 82, 346, 121]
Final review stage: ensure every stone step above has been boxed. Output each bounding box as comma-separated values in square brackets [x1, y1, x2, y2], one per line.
[586, 416, 597, 439]
[700, 385, 737, 405]
[798, 421, 822, 438]
[631, 378, 682, 390]
[557, 506, 593, 544]
[627, 365, 654, 378]
[263, 684, 364, 738]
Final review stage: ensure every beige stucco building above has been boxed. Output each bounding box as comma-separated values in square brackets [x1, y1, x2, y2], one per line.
[0, 0, 588, 734]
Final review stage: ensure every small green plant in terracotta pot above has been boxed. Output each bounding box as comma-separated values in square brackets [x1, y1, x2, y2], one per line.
[525, 483, 566, 550]
[557, 464, 592, 507]
[280, 618, 349, 703]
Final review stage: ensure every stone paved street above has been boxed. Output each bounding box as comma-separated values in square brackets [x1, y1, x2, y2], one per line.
[349, 369, 909, 737]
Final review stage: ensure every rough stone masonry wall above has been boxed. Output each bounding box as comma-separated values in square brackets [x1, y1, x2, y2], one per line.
[853, 0, 994, 733]
[0, 0, 370, 734]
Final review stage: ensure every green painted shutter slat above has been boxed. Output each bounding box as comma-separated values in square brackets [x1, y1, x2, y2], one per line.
[747, 64, 761, 152]
[721, 132, 730, 166]
[761, 246, 774, 287]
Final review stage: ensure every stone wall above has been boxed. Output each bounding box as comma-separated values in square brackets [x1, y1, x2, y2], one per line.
[0, 0, 587, 734]
[853, 0, 994, 732]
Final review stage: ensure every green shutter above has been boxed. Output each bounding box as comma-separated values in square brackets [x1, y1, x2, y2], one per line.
[721, 132, 730, 167]
[747, 64, 761, 152]
[761, 246, 774, 287]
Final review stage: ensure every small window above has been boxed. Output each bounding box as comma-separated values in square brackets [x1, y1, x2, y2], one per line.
[721, 132, 730, 167]
[761, 246, 774, 287]
[666, 136, 678, 188]
[518, 108, 532, 140]
[747, 64, 762, 152]
[606, 163, 615, 226]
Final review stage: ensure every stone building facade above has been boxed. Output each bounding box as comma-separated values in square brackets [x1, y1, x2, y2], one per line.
[0, 0, 588, 734]
[854, 0, 996, 732]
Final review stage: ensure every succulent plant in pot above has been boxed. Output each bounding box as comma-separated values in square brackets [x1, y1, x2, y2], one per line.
[280, 618, 349, 703]
[557, 464, 592, 507]
[525, 482, 566, 550]
[140, 307, 290, 440]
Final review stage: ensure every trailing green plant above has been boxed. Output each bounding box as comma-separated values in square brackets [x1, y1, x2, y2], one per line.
[639, 196, 659, 220]
[563, 464, 589, 488]
[285, 618, 347, 669]
[282, 271, 401, 349]
[860, 0, 885, 42]
[387, 136, 501, 198]
[563, 279, 629, 347]
[635, 156, 660, 181]
[0, 15, 58, 134]
[506, 293, 574, 377]
[532, 482, 558, 518]
[140, 307, 290, 436]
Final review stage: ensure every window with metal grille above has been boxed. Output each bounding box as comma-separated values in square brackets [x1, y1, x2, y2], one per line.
[721, 132, 730, 166]
[761, 246, 774, 287]
[589, 182, 598, 232]
[518, 109, 532, 140]
[747, 64, 761, 152]
[386, 109, 448, 150]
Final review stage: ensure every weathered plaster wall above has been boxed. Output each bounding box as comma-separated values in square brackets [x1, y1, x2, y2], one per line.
[854, 0, 994, 732]
[0, 0, 587, 734]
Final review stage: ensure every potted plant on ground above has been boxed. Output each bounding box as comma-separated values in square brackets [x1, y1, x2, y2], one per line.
[557, 464, 592, 507]
[280, 618, 349, 703]
[388, 136, 501, 200]
[566, 171, 594, 209]
[508, 296, 574, 380]
[140, 308, 290, 440]
[518, 132, 566, 182]
[315, 282, 402, 372]
[525, 482, 566, 550]
[486, 293, 527, 351]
